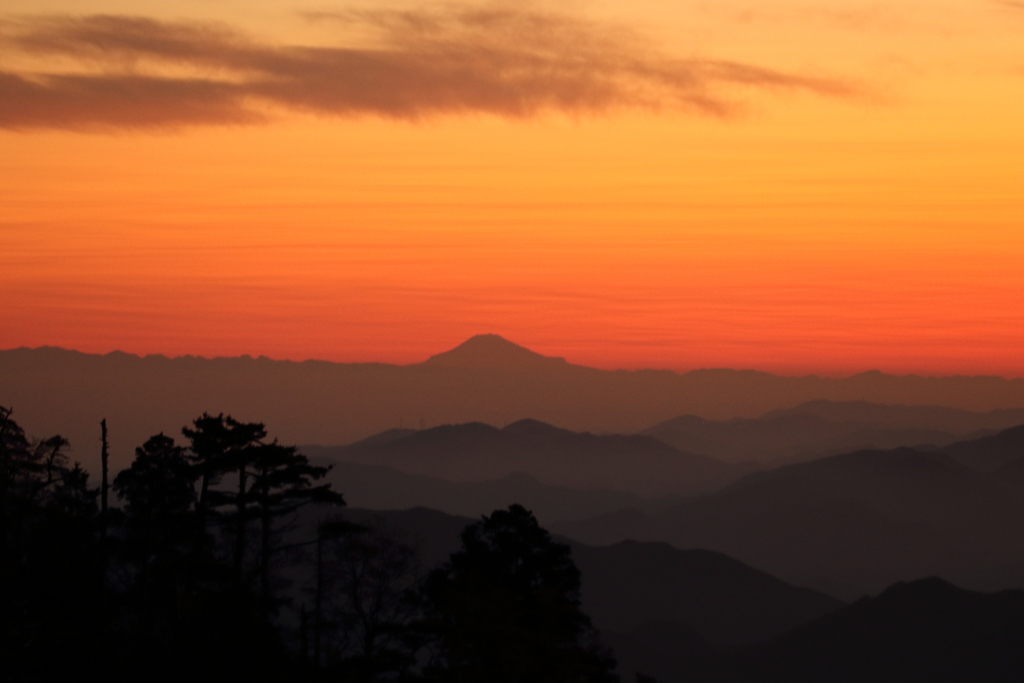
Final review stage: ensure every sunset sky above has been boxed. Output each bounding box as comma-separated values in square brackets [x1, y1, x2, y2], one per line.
[2, 0, 1022, 375]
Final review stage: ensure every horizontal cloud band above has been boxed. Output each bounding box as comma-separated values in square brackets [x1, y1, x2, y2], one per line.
[0, 10, 857, 131]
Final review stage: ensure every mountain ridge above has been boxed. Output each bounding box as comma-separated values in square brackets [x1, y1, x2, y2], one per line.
[553, 426, 1024, 598]
[9, 339, 1024, 380]
[335, 506, 844, 648]
[5, 337, 1024, 476]
[420, 334, 569, 369]
[675, 577, 1024, 682]
[641, 400, 1024, 463]
[313, 418, 745, 497]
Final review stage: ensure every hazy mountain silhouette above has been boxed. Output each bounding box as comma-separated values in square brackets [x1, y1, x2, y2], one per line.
[765, 397, 1019, 423]
[764, 399, 1024, 431]
[642, 400, 1024, 464]
[335, 507, 842, 651]
[643, 413, 958, 465]
[943, 424, 1024, 472]
[348, 427, 418, 446]
[5, 338, 1024, 475]
[571, 540, 842, 645]
[575, 540, 843, 682]
[555, 426, 1024, 598]
[679, 578, 1024, 682]
[420, 333, 569, 369]
[310, 419, 744, 496]
[314, 460, 676, 524]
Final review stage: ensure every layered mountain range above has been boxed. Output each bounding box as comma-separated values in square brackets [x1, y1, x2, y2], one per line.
[336, 507, 844, 682]
[335, 507, 1024, 683]
[317, 422, 1024, 601]
[554, 426, 1024, 598]
[6, 335, 1024, 679]
[308, 419, 745, 497]
[4, 334, 1024, 473]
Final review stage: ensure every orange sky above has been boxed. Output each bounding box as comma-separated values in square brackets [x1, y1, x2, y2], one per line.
[2, 0, 1022, 375]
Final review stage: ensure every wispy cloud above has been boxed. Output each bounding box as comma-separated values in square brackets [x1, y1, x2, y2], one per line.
[0, 7, 858, 132]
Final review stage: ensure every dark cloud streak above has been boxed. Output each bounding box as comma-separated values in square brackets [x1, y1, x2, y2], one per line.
[0, 8, 858, 131]
[0, 73, 259, 131]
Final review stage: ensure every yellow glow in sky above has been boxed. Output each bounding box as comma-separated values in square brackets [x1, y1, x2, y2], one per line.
[1, 0, 1022, 374]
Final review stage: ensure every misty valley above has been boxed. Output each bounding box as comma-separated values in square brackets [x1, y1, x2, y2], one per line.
[4, 337, 1024, 681]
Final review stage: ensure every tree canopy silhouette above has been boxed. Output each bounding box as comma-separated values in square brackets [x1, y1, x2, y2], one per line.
[0, 406, 99, 680]
[418, 504, 618, 683]
[316, 516, 422, 679]
[183, 413, 266, 580]
[112, 433, 197, 630]
[249, 440, 346, 617]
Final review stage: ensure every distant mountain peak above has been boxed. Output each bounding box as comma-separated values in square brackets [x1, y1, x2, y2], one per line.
[420, 334, 567, 369]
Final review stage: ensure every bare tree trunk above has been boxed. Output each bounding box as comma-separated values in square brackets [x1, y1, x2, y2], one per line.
[197, 469, 210, 518]
[100, 419, 109, 535]
[234, 458, 246, 582]
[99, 419, 110, 661]
[315, 526, 324, 668]
[260, 468, 271, 620]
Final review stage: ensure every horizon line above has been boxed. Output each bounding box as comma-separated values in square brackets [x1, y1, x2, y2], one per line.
[3, 340, 1024, 383]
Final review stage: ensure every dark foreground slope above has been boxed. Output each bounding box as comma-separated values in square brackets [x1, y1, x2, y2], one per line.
[313, 419, 743, 496]
[555, 426, 1024, 598]
[678, 578, 1024, 683]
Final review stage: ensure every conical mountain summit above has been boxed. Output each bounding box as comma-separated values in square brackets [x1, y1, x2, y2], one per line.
[421, 334, 568, 369]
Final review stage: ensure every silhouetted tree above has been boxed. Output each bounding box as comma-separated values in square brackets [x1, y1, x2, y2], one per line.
[98, 418, 111, 644]
[418, 504, 619, 683]
[113, 433, 197, 627]
[319, 517, 422, 680]
[314, 519, 358, 668]
[112, 423, 296, 681]
[182, 412, 231, 519]
[0, 406, 99, 681]
[1, 409, 78, 552]
[182, 413, 265, 580]
[248, 441, 345, 619]
[100, 418, 110, 544]
[1, 405, 34, 562]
